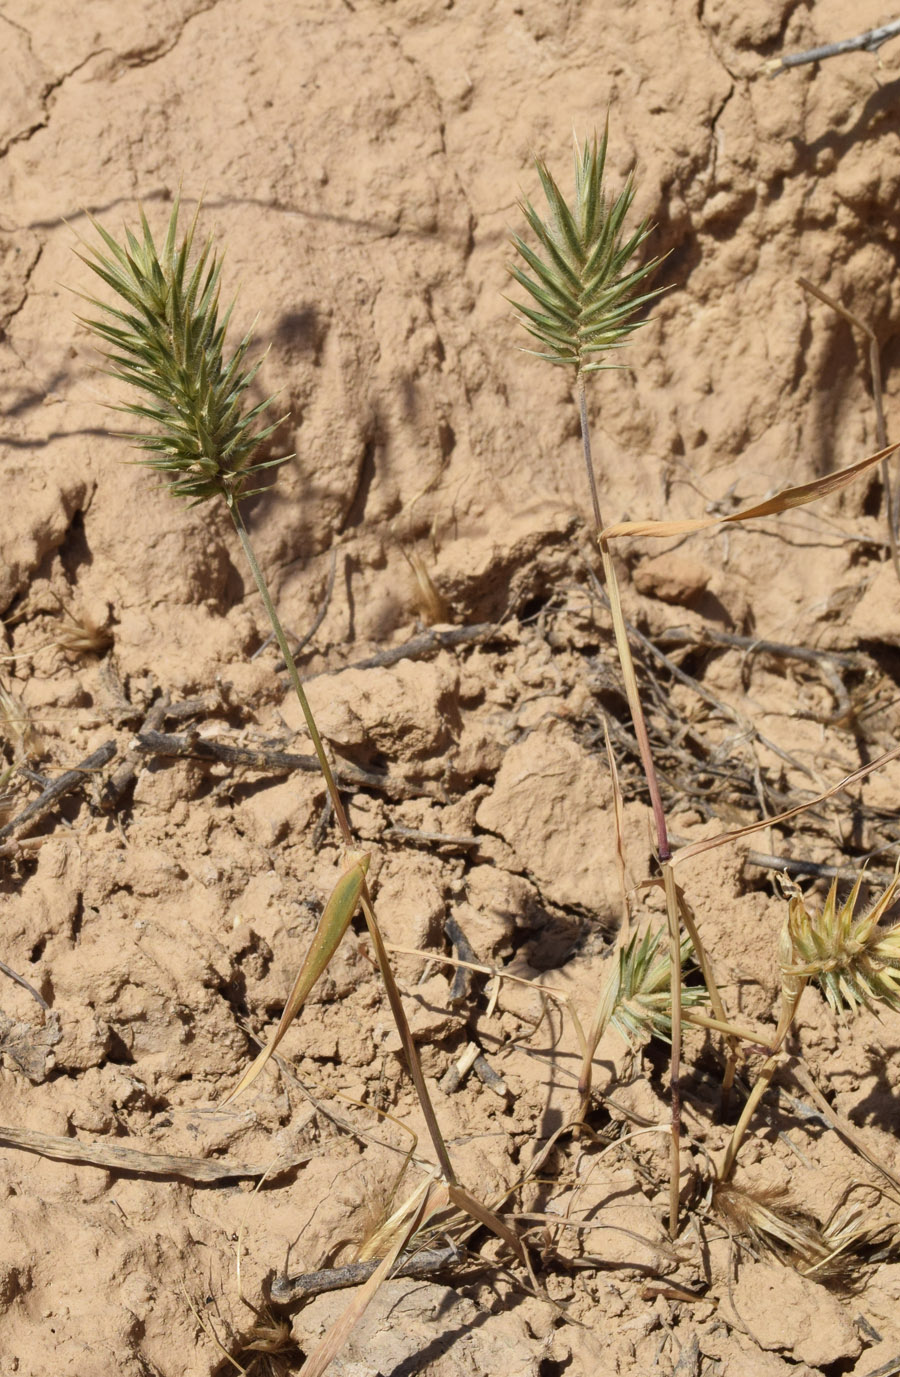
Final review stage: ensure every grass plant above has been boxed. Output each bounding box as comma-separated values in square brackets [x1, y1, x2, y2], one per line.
[76, 201, 522, 1374]
[510, 129, 692, 1230]
[510, 132, 900, 1236]
[74, 146, 900, 1368]
[75, 203, 452, 1160]
[720, 864, 900, 1180]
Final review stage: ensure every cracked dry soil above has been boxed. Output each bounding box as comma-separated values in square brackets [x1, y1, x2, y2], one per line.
[4, 0, 900, 1373]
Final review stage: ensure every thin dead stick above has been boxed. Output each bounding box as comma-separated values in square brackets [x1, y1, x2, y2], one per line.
[471, 1052, 508, 1097]
[305, 622, 499, 678]
[654, 625, 863, 670]
[441, 1041, 481, 1094]
[762, 19, 900, 75]
[444, 913, 480, 1004]
[798, 275, 900, 582]
[0, 740, 117, 842]
[131, 729, 432, 801]
[0, 959, 49, 1010]
[672, 742, 900, 868]
[0, 836, 46, 861]
[0, 1123, 316, 1182]
[657, 624, 852, 722]
[443, 1047, 508, 1096]
[164, 693, 224, 721]
[745, 849, 896, 885]
[383, 825, 480, 850]
[101, 695, 169, 810]
[271, 1244, 467, 1304]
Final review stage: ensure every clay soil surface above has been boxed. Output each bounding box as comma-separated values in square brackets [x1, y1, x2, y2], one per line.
[4, 2, 900, 1374]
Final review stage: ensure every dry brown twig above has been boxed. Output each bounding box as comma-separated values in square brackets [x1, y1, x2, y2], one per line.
[131, 728, 436, 801]
[0, 1122, 316, 1182]
[0, 740, 116, 844]
[762, 19, 900, 76]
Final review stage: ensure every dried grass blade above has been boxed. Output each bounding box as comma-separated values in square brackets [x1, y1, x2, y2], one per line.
[298, 1181, 450, 1377]
[672, 744, 900, 867]
[0, 1123, 311, 1181]
[601, 443, 900, 541]
[222, 854, 369, 1104]
[447, 1182, 528, 1268]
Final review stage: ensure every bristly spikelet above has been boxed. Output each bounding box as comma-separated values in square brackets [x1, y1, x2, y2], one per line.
[508, 127, 663, 374]
[781, 867, 900, 1017]
[713, 1183, 874, 1284]
[75, 200, 289, 507]
[603, 926, 707, 1047]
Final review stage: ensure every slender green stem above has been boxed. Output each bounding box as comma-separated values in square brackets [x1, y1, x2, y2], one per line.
[358, 889, 457, 1185]
[578, 377, 604, 532]
[718, 982, 806, 1182]
[577, 377, 683, 1230]
[577, 378, 669, 861]
[231, 503, 353, 847]
[230, 500, 458, 1185]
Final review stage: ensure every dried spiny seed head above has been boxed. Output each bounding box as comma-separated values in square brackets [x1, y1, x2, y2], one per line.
[713, 1183, 872, 1284]
[53, 603, 113, 659]
[780, 869, 900, 1017]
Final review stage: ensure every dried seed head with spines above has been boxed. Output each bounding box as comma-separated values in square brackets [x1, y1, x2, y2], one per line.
[713, 1182, 876, 1284]
[75, 200, 289, 507]
[508, 127, 663, 375]
[781, 867, 900, 1017]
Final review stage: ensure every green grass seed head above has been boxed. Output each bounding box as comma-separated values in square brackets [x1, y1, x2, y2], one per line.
[508, 128, 663, 376]
[781, 867, 900, 1017]
[608, 925, 707, 1047]
[75, 200, 289, 507]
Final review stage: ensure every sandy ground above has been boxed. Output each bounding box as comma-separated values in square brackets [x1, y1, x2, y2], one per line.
[3, 1, 900, 1373]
